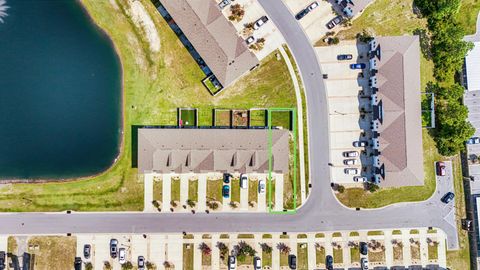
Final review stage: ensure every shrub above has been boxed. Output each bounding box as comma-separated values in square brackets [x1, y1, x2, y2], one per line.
[228, 4, 245, 22]
[199, 242, 212, 256]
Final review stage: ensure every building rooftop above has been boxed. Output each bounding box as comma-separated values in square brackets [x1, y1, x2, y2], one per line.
[137, 128, 290, 174]
[370, 35, 424, 187]
[333, 0, 373, 18]
[465, 41, 480, 92]
[159, 0, 259, 87]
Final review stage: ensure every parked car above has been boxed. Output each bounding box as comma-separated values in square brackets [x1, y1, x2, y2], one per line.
[258, 180, 266, 194]
[222, 185, 230, 198]
[253, 256, 261, 270]
[441, 192, 455, 204]
[307, 1, 319, 11]
[83, 244, 91, 259]
[361, 257, 369, 269]
[359, 242, 368, 255]
[218, 0, 231, 9]
[110, 239, 118, 258]
[344, 168, 359, 175]
[326, 15, 343, 29]
[0, 251, 5, 269]
[74, 257, 82, 270]
[350, 63, 366, 69]
[295, 9, 309, 20]
[288, 254, 297, 269]
[467, 137, 480, 144]
[343, 151, 358, 157]
[223, 173, 231, 184]
[343, 159, 358, 165]
[245, 36, 255, 45]
[254, 16, 269, 30]
[138, 256, 145, 270]
[353, 141, 368, 147]
[337, 54, 353, 60]
[119, 248, 126, 264]
[326, 255, 334, 270]
[354, 176, 367, 182]
[436, 161, 446, 176]
[228, 256, 236, 269]
[240, 174, 248, 188]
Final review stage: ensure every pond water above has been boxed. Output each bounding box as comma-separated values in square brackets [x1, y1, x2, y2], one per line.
[0, 0, 121, 179]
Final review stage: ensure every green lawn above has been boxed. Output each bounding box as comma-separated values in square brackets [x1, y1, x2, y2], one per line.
[171, 179, 180, 203]
[297, 243, 308, 269]
[202, 250, 211, 266]
[250, 109, 267, 127]
[333, 248, 343, 264]
[267, 179, 276, 210]
[153, 178, 162, 202]
[316, 246, 325, 266]
[248, 179, 258, 204]
[280, 252, 289, 267]
[188, 180, 198, 203]
[350, 247, 360, 263]
[458, 0, 480, 35]
[0, 0, 297, 212]
[262, 251, 272, 267]
[207, 180, 223, 202]
[270, 110, 292, 130]
[231, 179, 240, 203]
[179, 109, 197, 127]
[428, 243, 439, 260]
[334, 0, 427, 42]
[214, 109, 231, 127]
[183, 244, 194, 270]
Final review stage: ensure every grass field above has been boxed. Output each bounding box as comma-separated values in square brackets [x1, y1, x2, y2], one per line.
[0, 0, 298, 212]
[428, 243, 439, 260]
[171, 178, 180, 203]
[262, 250, 272, 267]
[297, 243, 308, 269]
[350, 247, 360, 263]
[458, 0, 480, 35]
[183, 244, 194, 270]
[316, 246, 325, 265]
[411, 245, 420, 260]
[153, 178, 162, 202]
[248, 179, 258, 204]
[250, 109, 267, 127]
[214, 109, 231, 126]
[393, 245, 403, 261]
[333, 248, 343, 264]
[28, 236, 76, 270]
[207, 180, 223, 203]
[231, 179, 240, 203]
[179, 108, 197, 127]
[188, 180, 198, 203]
[279, 252, 289, 267]
[369, 250, 385, 262]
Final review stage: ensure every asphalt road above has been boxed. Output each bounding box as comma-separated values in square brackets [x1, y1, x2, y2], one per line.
[0, 0, 459, 250]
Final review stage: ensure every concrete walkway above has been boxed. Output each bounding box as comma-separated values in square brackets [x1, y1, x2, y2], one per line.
[384, 230, 394, 268]
[193, 235, 202, 270]
[401, 229, 412, 266]
[211, 234, 220, 270]
[240, 184, 249, 210]
[257, 175, 267, 212]
[274, 174, 284, 211]
[167, 234, 183, 269]
[419, 229, 428, 267]
[279, 45, 307, 203]
[272, 234, 280, 270]
[143, 174, 155, 212]
[149, 234, 166, 268]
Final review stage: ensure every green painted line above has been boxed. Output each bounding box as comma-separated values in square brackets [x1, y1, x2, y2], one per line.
[267, 108, 297, 214]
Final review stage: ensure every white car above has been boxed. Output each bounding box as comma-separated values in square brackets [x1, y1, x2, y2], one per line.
[361, 257, 369, 269]
[307, 1, 319, 11]
[119, 248, 126, 264]
[240, 174, 248, 189]
[343, 151, 358, 157]
[245, 36, 255, 45]
[258, 180, 266, 194]
[353, 176, 367, 182]
[343, 159, 358, 165]
[344, 168, 359, 175]
[228, 256, 236, 270]
[467, 137, 480, 144]
[254, 256, 261, 270]
[253, 16, 269, 30]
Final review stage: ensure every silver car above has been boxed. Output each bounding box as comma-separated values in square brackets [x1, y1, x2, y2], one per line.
[344, 168, 359, 175]
[258, 180, 266, 194]
[119, 248, 126, 264]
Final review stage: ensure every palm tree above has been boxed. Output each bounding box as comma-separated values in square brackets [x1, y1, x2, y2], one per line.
[0, 0, 9, 23]
[260, 243, 272, 253]
[199, 242, 212, 256]
[276, 243, 291, 254]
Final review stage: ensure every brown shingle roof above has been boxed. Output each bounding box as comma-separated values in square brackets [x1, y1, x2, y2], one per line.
[374, 36, 424, 187]
[159, 0, 259, 87]
[138, 129, 290, 174]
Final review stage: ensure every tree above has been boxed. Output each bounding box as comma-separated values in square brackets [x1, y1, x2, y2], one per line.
[146, 262, 156, 270]
[260, 243, 272, 253]
[121, 262, 133, 270]
[228, 4, 245, 22]
[85, 262, 93, 270]
[414, 0, 461, 19]
[199, 242, 212, 256]
[276, 243, 291, 254]
[104, 261, 112, 270]
[207, 201, 219, 210]
[337, 185, 345, 193]
[187, 199, 196, 208]
[217, 242, 229, 259]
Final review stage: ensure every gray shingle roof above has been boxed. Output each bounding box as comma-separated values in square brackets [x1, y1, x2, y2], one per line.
[374, 36, 424, 187]
[159, 0, 259, 87]
[138, 129, 290, 174]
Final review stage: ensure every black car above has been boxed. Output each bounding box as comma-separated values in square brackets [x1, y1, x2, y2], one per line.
[441, 192, 455, 204]
[223, 173, 231, 184]
[0, 251, 5, 270]
[337, 54, 353, 60]
[326, 255, 334, 270]
[110, 239, 118, 258]
[83, 244, 91, 259]
[295, 9, 309, 20]
[359, 241, 368, 255]
[326, 15, 343, 29]
[288, 254, 297, 269]
[74, 257, 82, 270]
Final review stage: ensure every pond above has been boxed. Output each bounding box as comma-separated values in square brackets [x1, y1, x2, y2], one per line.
[0, 0, 121, 179]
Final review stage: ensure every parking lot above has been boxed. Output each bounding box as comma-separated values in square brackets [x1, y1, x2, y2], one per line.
[315, 41, 372, 185]
[218, 0, 285, 60]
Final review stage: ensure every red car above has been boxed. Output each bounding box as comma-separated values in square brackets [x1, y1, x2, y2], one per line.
[436, 162, 446, 176]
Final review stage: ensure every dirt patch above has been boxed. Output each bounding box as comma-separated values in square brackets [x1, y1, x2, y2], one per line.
[28, 236, 76, 270]
[128, 0, 160, 52]
[232, 110, 248, 127]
